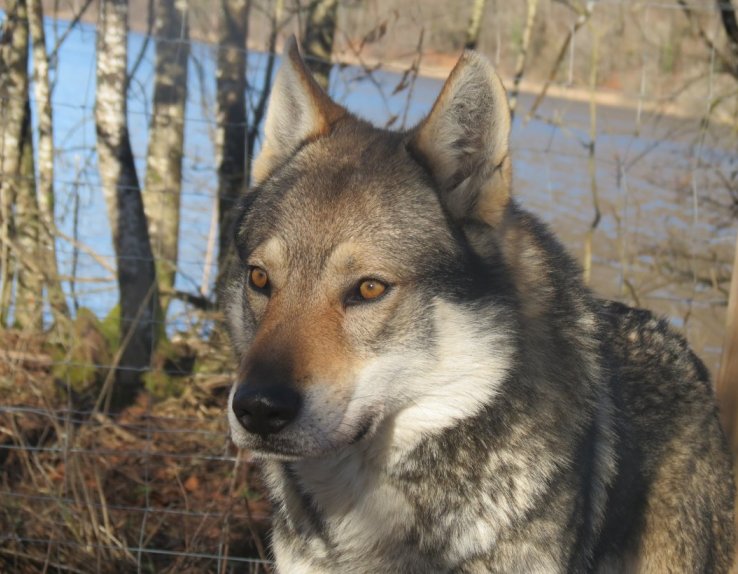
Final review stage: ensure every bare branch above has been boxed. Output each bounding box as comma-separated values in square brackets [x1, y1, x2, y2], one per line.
[126, 0, 155, 92]
[525, 1, 593, 121]
[48, 0, 94, 63]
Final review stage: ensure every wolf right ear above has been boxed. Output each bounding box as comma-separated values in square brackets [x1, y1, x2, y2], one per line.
[251, 36, 346, 186]
[408, 52, 512, 226]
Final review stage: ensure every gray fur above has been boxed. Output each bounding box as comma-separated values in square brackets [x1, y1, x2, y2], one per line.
[224, 41, 735, 573]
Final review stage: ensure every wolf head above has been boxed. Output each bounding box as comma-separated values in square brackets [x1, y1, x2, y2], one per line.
[225, 37, 516, 460]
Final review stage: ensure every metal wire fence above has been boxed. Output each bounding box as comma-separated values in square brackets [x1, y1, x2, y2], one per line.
[1, 0, 737, 571]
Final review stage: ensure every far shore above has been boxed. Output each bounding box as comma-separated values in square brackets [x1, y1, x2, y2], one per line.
[4, 5, 734, 127]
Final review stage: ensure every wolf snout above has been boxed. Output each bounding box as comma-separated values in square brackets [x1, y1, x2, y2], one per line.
[232, 385, 302, 437]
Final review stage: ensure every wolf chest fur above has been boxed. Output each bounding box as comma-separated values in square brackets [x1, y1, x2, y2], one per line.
[224, 37, 735, 573]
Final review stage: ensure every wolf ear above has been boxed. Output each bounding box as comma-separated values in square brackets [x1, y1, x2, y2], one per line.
[408, 52, 512, 225]
[251, 36, 346, 186]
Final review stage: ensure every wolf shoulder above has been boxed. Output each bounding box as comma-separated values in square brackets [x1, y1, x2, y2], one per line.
[600, 299, 720, 419]
[594, 299, 735, 573]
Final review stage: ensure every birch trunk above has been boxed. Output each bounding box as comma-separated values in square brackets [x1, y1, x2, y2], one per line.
[303, 0, 338, 90]
[464, 0, 487, 51]
[143, 0, 189, 312]
[0, 0, 30, 325]
[245, 0, 282, 184]
[509, 0, 539, 118]
[14, 102, 44, 330]
[28, 0, 71, 322]
[215, 0, 248, 296]
[95, 0, 159, 407]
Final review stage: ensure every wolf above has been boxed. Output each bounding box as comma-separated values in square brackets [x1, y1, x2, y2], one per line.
[224, 37, 735, 573]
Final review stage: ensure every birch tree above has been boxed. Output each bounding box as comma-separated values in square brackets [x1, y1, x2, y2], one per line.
[215, 0, 249, 295]
[143, 0, 190, 312]
[303, 0, 338, 90]
[95, 0, 159, 407]
[29, 0, 71, 323]
[464, 0, 487, 50]
[509, 0, 539, 118]
[0, 0, 31, 325]
[14, 103, 44, 330]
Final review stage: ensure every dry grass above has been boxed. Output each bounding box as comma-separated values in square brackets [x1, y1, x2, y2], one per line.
[0, 331, 272, 574]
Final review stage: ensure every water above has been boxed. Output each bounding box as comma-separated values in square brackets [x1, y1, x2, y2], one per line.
[3, 13, 735, 374]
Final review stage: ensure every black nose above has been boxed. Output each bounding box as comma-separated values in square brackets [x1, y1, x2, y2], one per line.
[232, 385, 301, 437]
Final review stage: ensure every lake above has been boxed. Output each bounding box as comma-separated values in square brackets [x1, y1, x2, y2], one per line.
[3, 13, 735, 376]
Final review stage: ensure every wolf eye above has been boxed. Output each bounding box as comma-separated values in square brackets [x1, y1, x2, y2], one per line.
[346, 278, 389, 306]
[249, 266, 269, 290]
[359, 280, 386, 300]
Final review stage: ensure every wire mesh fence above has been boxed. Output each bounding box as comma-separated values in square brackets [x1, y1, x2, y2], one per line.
[1, 0, 737, 571]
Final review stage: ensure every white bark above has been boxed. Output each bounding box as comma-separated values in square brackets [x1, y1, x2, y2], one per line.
[29, 0, 70, 321]
[0, 0, 31, 324]
[464, 0, 487, 50]
[143, 0, 190, 311]
[509, 0, 539, 117]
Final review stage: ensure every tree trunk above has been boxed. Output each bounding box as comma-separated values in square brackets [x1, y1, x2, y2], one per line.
[14, 102, 44, 330]
[464, 0, 487, 51]
[303, 0, 338, 90]
[0, 0, 30, 326]
[95, 0, 159, 408]
[718, 0, 738, 66]
[718, 234, 738, 450]
[28, 0, 71, 323]
[143, 0, 189, 313]
[215, 0, 249, 298]
[509, 0, 539, 118]
[245, 0, 282, 185]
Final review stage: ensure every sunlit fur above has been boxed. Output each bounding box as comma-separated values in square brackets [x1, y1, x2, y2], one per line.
[223, 39, 735, 573]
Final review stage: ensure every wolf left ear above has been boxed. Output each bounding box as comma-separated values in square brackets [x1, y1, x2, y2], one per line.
[251, 36, 346, 186]
[408, 52, 512, 225]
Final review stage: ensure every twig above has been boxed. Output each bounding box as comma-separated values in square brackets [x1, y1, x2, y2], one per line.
[0, 349, 53, 367]
[49, 0, 94, 63]
[582, 18, 601, 285]
[126, 0, 155, 92]
[166, 289, 217, 312]
[400, 28, 424, 130]
[525, 1, 594, 122]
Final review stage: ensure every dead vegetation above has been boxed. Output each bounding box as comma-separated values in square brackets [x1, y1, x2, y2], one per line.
[0, 330, 272, 573]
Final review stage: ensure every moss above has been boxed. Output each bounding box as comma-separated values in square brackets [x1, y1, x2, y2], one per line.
[51, 307, 113, 393]
[100, 305, 121, 349]
[143, 368, 185, 399]
[143, 337, 197, 399]
[192, 353, 229, 375]
[240, 485, 263, 502]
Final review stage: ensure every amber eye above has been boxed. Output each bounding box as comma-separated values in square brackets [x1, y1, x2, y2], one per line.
[358, 279, 387, 301]
[249, 266, 269, 290]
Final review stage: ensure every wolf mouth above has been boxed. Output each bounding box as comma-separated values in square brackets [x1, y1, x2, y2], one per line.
[347, 416, 375, 446]
[247, 417, 377, 459]
[247, 438, 309, 460]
